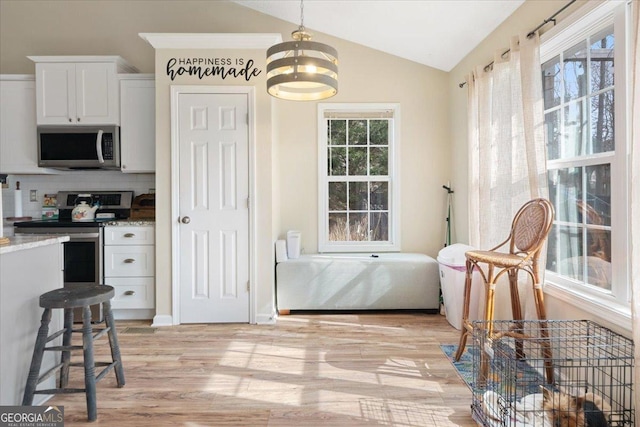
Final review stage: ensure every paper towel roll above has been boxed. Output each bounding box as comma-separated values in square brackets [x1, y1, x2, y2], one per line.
[286, 230, 301, 259]
[14, 189, 23, 218]
[275, 240, 288, 263]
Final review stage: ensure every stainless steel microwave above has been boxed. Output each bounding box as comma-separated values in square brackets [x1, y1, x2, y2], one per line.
[38, 125, 121, 170]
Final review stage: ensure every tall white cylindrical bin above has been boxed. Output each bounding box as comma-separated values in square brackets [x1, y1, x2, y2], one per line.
[286, 231, 301, 259]
[437, 243, 484, 330]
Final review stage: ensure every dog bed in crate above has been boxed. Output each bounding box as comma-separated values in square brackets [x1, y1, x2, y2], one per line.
[470, 319, 634, 426]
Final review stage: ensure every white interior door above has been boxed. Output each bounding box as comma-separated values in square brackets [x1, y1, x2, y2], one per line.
[177, 92, 250, 323]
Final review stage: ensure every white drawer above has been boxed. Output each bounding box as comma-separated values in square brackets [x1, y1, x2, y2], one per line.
[104, 245, 155, 277]
[104, 226, 155, 245]
[105, 277, 155, 309]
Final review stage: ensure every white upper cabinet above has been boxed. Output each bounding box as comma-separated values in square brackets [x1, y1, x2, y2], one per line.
[28, 56, 137, 126]
[0, 76, 54, 174]
[119, 76, 155, 173]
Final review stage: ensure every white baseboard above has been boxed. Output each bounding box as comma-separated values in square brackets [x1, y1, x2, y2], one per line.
[151, 314, 174, 327]
[255, 312, 277, 324]
[113, 309, 154, 321]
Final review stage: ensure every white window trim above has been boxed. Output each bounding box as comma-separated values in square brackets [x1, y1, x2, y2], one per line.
[540, 0, 632, 332]
[317, 103, 401, 253]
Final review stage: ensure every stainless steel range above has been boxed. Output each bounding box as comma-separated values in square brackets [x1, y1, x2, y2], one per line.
[14, 191, 133, 321]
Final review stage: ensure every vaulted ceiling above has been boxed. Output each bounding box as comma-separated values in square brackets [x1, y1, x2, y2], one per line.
[233, 0, 525, 71]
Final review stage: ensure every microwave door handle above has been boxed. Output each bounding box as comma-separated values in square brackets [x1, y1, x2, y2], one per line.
[96, 130, 105, 163]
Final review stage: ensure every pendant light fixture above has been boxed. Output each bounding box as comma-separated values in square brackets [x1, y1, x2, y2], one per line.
[266, 0, 338, 101]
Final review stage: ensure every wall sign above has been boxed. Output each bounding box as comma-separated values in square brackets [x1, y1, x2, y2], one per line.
[166, 57, 262, 81]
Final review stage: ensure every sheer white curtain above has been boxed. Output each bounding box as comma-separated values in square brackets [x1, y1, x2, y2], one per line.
[466, 32, 548, 319]
[630, 0, 639, 420]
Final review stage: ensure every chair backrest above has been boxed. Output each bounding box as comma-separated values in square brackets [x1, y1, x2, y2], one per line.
[510, 198, 554, 255]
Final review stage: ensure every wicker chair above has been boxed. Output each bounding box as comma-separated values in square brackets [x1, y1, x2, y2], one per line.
[454, 198, 555, 383]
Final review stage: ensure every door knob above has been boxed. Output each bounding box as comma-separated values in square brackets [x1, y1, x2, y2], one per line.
[181, 216, 191, 224]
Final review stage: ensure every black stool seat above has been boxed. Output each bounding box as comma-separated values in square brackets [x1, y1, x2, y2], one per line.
[23, 285, 124, 422]
[40, 285, 115, 309]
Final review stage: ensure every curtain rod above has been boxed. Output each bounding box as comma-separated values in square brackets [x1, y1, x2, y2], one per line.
[458, 0, 577, 88]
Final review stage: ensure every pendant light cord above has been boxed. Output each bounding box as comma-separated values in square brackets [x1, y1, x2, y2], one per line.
[299, 0, 305, 30]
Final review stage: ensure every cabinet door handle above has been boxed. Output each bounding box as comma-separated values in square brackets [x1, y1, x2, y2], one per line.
[124, 233, 135, 238]
[68, 118, 72, 122]
[124, 290, 136, 296]
[124, 258, 136, 264]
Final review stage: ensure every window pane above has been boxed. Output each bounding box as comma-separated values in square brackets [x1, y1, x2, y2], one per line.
[563, 100, 586, 157]
[370, 212, 389, 241]
[370, 182, 388, 210]
[348, 147, 367, 175]
[589, 90, 615, 153]
[545, 110, 561, 160]
[370, 147, 388, 175]
[328, 213, 347, 241]
[547, 224, 584, 281]
[348, 120, 367, 145]
[585, 164, 611, 226]
[369, 120, 388, 145]
[585, 226, 611, 263]
[564, 41, 587, 101]
[548, 167, 583, 223]
[590, 26, 614, 93]
[584, 228, 611, 289]
[348, 181, 368, 210]
[329, 120, 346, 145]
[349, 213, 368, 241]
[329, 147, 346, 175]
[542, 56, 562, 109]
[328, 182, 347, 210]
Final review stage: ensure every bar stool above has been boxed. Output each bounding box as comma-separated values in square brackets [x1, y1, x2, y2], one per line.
[454, 198, 555, 384]
[22, 285, 125, 421]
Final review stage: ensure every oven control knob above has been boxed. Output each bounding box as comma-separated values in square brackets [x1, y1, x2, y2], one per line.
[181, 216, 191, 224]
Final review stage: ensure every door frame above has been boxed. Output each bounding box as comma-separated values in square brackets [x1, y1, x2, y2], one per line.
[170, 85, 256, 324]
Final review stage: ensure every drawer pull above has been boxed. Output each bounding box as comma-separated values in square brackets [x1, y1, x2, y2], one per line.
[124, 290, 136, 296]
[124, 233, 136, 238]
[124, 258, 136, 264]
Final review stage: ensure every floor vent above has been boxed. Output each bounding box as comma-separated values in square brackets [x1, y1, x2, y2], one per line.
[121, 327, 157, 334]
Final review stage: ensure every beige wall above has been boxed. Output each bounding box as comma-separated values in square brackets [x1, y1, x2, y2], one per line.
[1, 0, 450, 322]
[274, 33, 450, 256]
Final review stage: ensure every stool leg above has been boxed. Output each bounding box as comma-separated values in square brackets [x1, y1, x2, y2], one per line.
[531, 259, 554, 384]
[508, 269, 525, 359]
[22, 308, 52, 405]
[454, 259, 474, 361]
[479, 265, 496, 387]
[81, 305, 97, 421]
[103, 300, 125, 387]
[59, 308, 74, 388]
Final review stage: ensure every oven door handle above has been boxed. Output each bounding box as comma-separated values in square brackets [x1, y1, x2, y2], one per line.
[63, 232, 101, 239]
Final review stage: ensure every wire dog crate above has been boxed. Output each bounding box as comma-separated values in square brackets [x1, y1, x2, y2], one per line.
[470, 320, 634, 426]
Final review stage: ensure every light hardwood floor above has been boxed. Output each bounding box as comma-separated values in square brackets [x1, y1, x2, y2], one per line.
[48, 312, 476, 426]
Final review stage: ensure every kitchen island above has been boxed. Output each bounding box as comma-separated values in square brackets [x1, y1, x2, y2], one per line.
[0, 235, 68, 405]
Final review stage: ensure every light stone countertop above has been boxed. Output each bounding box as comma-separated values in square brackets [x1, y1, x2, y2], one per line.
[0, 235, 70, 255]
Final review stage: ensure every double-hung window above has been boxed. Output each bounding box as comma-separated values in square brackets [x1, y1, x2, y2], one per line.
[318, 103, 400, 253]
[541, 0, 632, 324]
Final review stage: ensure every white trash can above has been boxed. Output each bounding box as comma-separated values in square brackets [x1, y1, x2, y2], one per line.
[437, 243, 484, 330]
[286, 230, 301, 259]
